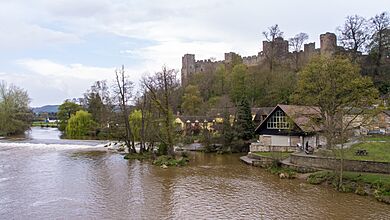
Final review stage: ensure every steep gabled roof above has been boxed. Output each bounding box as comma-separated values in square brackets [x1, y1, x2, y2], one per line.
[255, 104, 321, 133]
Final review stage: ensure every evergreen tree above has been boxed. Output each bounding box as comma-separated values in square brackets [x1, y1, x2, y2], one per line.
[234, 97, 255, 141]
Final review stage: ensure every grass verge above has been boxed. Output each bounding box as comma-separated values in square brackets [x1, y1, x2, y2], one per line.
[307, 170, 390, 204]
[253, 152, 292, 160]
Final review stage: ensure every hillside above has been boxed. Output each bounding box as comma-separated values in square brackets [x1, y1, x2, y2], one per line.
[32, 105, 59, 114]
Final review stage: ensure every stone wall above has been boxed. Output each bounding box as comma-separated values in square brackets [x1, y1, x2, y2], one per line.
[181, 32, 360, 86]
[248, 153, 275, 167]
[290, 153, 390, 174]
[250, 142, 297, 152]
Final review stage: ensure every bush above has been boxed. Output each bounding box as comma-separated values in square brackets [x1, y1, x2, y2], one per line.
[153, 155, 189, 167]
[307, 171, 334, 185]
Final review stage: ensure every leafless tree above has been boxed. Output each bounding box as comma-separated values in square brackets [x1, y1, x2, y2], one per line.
[113, 65, 136, 153]
[337, 15, 370, 54]
[369, 11, 390, 74]
[289, 32, 309, 71]
[142, 66, 179, 156]
[262, 24, 284, 72]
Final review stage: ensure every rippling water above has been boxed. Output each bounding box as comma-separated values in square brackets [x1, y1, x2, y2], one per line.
[0, 128, 389, 219]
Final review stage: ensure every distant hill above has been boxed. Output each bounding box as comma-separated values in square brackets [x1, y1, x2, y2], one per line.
[32, 105, 60, 114]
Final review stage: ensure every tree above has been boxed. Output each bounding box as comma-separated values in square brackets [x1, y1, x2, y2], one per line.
[113, 65, 136, 153]
[143, 66, 179, 156]
[289, 33, 309, 71]
[214, 64, 228, 95]
[262, 24, 284, 72]
[66, 110, 97, 138]
[234, 97, 255, 141]
[84, 80, 112, 129]
[337, 15, 370, 58]
[294, 55, 379, 189]
[221, 106, 234, 152]
[0, 81, 32, 136]
[230, 64, 248, 103]
[368, 11, 390, 74]
[57, 100, 81, 131]
[181, 85, 203, 115]
[129, 109, 142, 142]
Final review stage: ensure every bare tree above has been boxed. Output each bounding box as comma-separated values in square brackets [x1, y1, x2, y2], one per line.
[289, 32, 309, 71]
[337, 15, 370, 54]
[369, 11, 390, 74]
[113, 65, 136, 153]
[142, 66, 179, 156]
[262, 24, 284, 72]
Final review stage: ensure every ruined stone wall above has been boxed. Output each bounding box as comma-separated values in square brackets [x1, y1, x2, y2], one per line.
[181, 32, 362, 85]
[320, 32, 337, 57]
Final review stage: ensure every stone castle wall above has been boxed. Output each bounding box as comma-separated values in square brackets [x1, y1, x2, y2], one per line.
[181, 32, 338, 85]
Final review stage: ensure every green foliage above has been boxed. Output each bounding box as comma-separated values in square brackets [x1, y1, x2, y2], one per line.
[181, 85, 203, 115]
[66, 110, 97, 138]
[84, 80, 112, 128]
[294, 56, 379, 147]
[267, 165, 296, 179]
[0, 81, 32, 136]
[124, 152, 151, 160]
[230, 64, 248, 103]
[308, 170, 390, 203]
[307, 171, 335, 184]
[221, 108, 235, 151]
[129, 109, 142, 141]
[153, 155, 189, 167]
[234, 97, 255, 140]
[58, 101, 82, 131]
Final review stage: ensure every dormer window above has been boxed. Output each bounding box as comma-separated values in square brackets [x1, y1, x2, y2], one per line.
[267, 109, 290, 129]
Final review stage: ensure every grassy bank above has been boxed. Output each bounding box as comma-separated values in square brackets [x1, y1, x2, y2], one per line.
[307, 170, 390, 204]
[316, 141, 390, 162]
[344, 142, 390, 162]
[253, 152, 292, 160]
[360, 135, 390, 142]
[32, 121, 58, 128]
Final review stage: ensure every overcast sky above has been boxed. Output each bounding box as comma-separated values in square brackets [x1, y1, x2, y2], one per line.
[0, 0, 388, 107]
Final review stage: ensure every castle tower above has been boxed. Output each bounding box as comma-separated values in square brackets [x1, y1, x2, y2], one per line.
[181, 54, 195, 86]
[320, 32, 337, 57]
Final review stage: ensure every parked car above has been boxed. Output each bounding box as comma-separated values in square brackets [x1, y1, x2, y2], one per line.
[367, 129, 385, 135]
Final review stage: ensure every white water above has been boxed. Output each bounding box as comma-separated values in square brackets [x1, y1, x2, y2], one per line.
[0, 142, 106, 151]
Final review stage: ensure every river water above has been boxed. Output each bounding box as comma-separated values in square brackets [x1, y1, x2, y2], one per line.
[0, 127, 389, 219]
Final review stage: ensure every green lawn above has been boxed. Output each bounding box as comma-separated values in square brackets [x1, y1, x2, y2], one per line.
[344, 142, 390, 162]
[32, 121, 58, 128]
[360, 135, 390, 142]
[253, 151, 292, 160]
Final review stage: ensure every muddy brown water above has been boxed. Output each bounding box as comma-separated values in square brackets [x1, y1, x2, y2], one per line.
[0, 127, 389, 219]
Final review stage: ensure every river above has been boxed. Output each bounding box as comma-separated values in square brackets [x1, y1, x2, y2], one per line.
[0, 127, 389, 219]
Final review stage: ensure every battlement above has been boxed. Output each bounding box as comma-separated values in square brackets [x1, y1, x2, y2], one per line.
[181, 32, 344, 85]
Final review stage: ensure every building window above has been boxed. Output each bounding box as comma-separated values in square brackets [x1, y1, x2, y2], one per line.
[267, 110, 290, 129]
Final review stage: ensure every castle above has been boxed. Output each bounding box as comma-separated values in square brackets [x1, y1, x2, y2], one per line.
[181, 32, 344, 85]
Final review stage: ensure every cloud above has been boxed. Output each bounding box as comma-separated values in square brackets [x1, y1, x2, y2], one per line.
[1, 0, 389, 106]
[11, 59, 124, 106]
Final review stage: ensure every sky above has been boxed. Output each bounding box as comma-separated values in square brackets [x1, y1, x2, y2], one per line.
[0, 0, 388, 107]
